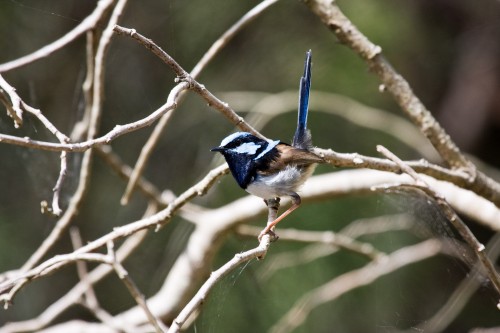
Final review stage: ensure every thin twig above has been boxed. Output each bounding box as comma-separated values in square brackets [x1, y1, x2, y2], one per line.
[237, 225, 384, 261]
[23, 103, 70, 216]
[107, 242, 167, 333]
[305, 0, 500, 210]
[19, 0, 129, 272]
[0, 164, 229, 303]
[0, 81, 187, 152]
[255, 214, 412, 282]
[167, 234, 273, 333]
[271, 239, 443, 333]
[1, 204, 156, 333]
[3, 252, 115, 309]
[376, 144, 500, 302]
[316, 148, 500, 209]
[0, 0, 115, 73]
[113, 25, 262, 136]
[304, 0, 471, 172]
[70, 228, 132, 333]
[120, 0, 278, 205]
[0, 75, 71, 215]
[0, 74, 23, 126]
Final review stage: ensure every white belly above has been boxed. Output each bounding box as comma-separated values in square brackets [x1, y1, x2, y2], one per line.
[245, 164, 316, 199]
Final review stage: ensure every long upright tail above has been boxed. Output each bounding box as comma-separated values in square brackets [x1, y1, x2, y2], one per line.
[292, 50, 312, 149]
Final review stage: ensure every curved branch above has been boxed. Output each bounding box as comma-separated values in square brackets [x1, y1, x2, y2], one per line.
[304, 0, 500, 209]
[304, 0, 471, 172]
[0, 0, 115, 73]
[120, 0, 279, 205]
[270, 239, 442, 333]
[0, 82, 188, 152]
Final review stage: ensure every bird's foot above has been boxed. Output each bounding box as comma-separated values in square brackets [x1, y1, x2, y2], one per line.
[258, 227, 279, 243]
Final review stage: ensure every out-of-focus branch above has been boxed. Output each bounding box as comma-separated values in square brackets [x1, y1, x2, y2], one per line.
[0, 204, 156, 333]
[236, 225, 384, 261]
[405, 234, 500, 333]
[270, 239, 443, 333]
[0, 82, 188, 152]
[0, 74, 70, 215]
[254, 214, 415, 282]
[19, 0, 129, 273]
[112, 25, 262, 139]
[70, 228, 136, 333]
[7, 168, 500, 332]
[220, 90, 440, 161]
[167, 235, 273, 333]
[376, 145, 500, 301]
[0, 164, 228, 305]
[96, 146, 165, 206]
[120, 0, 280, 205]
[304, 0, 470, 171]
[0, 0, 116, 73]
[304, 0, 500, 209]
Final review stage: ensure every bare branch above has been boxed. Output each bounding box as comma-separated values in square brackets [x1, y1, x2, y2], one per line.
[0, 74, 71, 215]
[70, 228, 133, 333]
[0, 164, 228, 303]
[1, 204, 156, 333]
[376, 145, 500, 302]
[107, 242, 167, 333]
[270, 239, 443, 333]
[4, 168, 500, 331]
[0, 74, 24, 127]
[305, 0, 500, 209]
[121, 0, 278, 205]
[221, 90, 440, 161]
[0, 0, 116, 73]
[304, 0, 471, 172]
[167, 235, 274, 333]
[237, 225, 384, 261]
[406, 234, 500, 333]
[0, 82, 187, 152]
[256, 214, 414, 281]
[112, 25, 262, 138]
[19, 0, 130, 272]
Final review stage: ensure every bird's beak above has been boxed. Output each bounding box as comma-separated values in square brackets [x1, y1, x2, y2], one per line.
[210, 147, 224, 152]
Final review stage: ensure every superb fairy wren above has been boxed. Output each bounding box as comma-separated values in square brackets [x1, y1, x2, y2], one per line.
[211, 50, 324, 240]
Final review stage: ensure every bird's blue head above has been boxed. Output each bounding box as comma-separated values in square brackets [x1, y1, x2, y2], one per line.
[211, 132, 280, 188]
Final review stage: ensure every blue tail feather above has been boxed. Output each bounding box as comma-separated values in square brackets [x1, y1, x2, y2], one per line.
[293, 50, 312, 149]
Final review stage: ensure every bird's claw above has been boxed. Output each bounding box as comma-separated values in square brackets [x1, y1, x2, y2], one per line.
[258, 228, 279, 243]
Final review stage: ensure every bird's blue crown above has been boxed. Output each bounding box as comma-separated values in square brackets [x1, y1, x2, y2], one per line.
[212, 132, 281, 188]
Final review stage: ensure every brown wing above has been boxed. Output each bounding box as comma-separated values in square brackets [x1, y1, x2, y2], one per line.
[262, 143, 324, 175]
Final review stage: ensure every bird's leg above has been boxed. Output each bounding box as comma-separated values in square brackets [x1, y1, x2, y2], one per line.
[259, 194, 301, 241]
[262, 198, 281, 242]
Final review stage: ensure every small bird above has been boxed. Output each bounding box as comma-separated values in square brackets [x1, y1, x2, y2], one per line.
[211, 50, 324, 240]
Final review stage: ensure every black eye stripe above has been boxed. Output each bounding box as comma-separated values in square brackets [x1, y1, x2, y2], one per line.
[224, 138, 248, 149]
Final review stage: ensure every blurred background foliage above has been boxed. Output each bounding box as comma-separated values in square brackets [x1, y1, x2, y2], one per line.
[0, 0, 499, 332]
